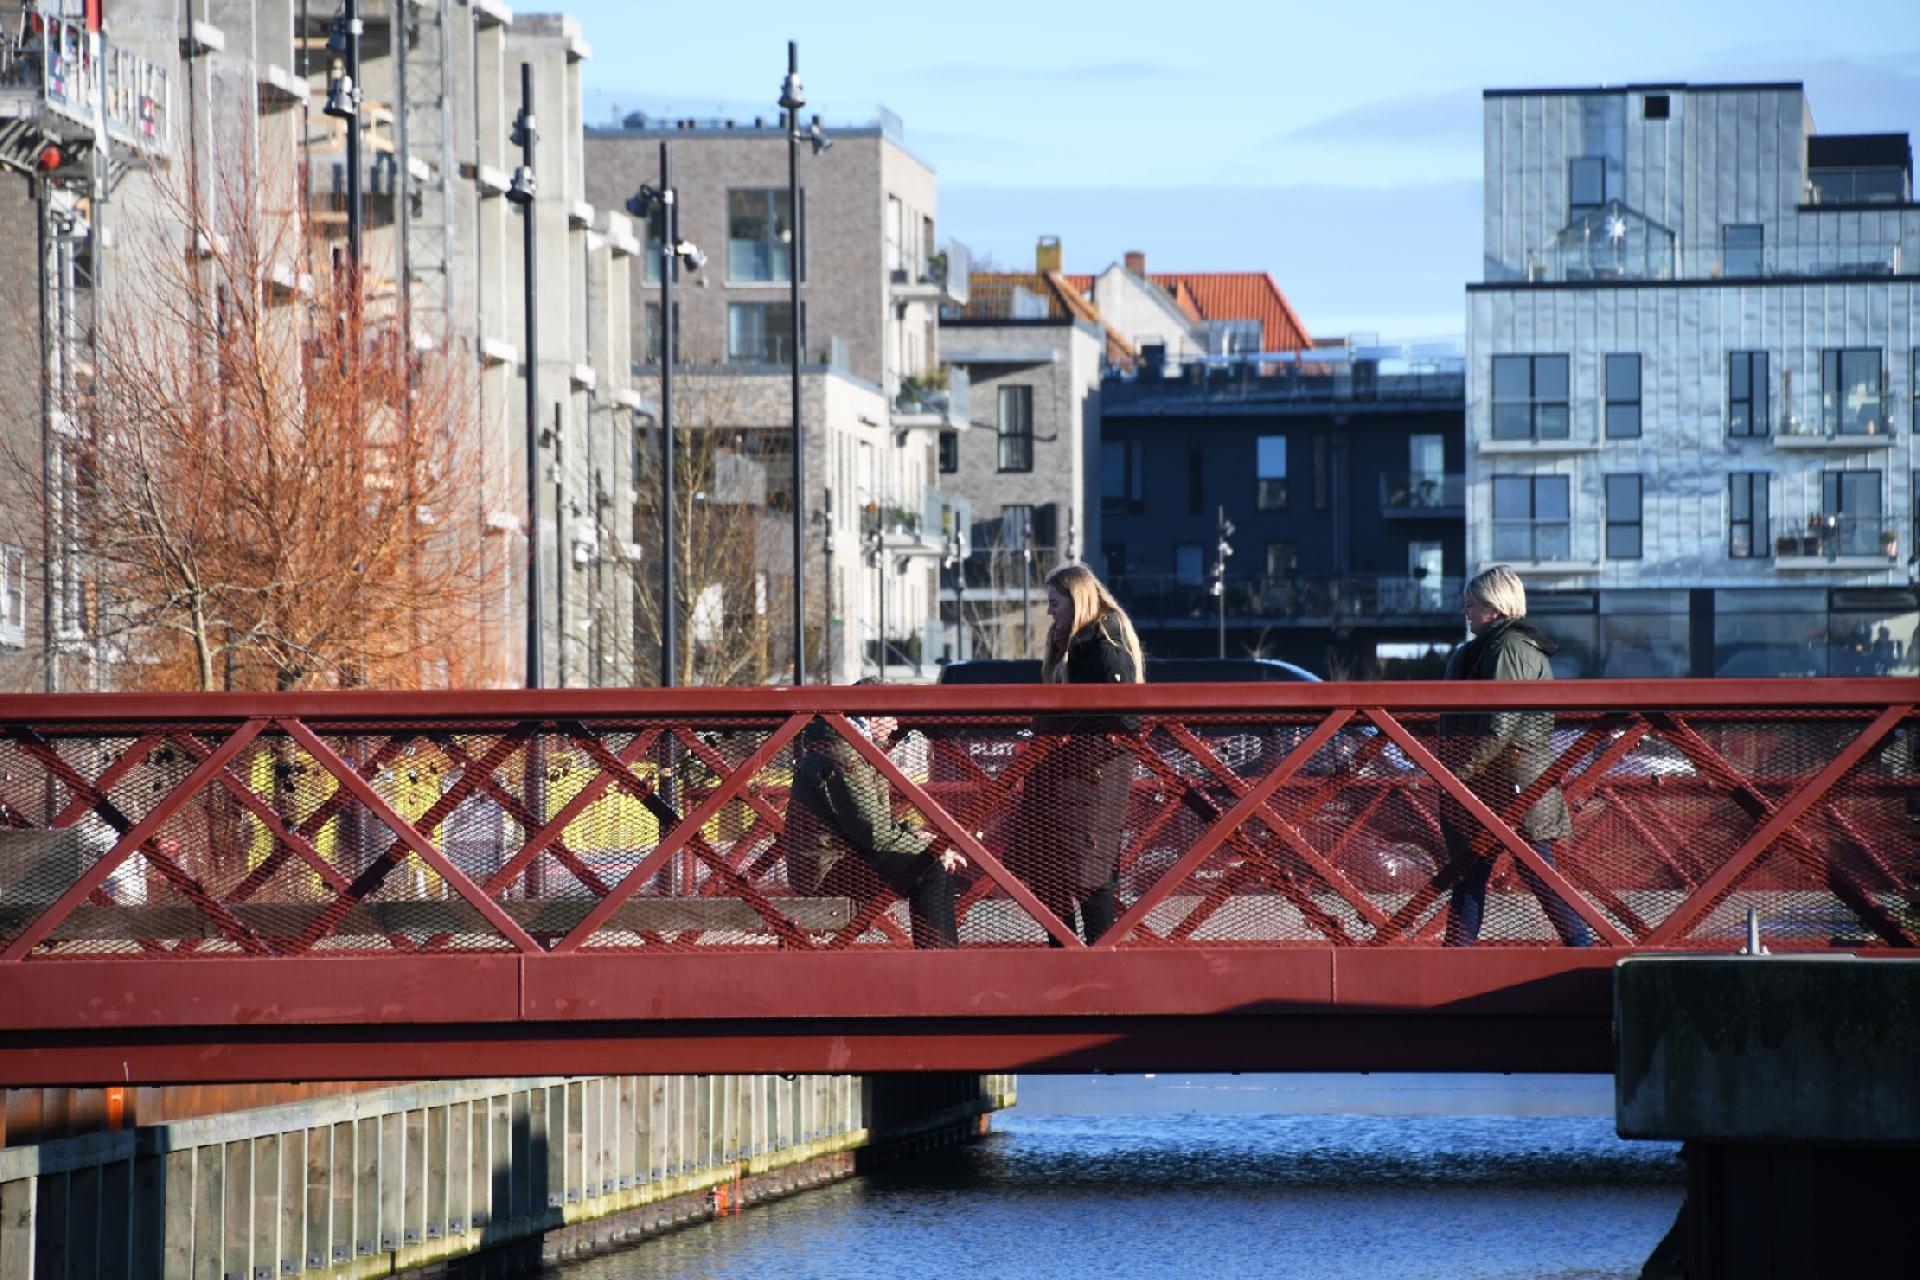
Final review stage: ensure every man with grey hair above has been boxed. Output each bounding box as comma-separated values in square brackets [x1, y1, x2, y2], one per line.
[1438, 565, 1592, 947]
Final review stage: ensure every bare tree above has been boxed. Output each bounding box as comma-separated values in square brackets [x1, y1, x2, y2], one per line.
[2, 163, 501, 691]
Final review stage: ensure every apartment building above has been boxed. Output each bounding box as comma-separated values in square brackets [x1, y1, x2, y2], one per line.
[937, 261, 1131, 661]
[0, 0, 643, 691]
[582, 109, 969, 681]
[1468, 82, 1919, 677]
[1099, 345, 1466, 676]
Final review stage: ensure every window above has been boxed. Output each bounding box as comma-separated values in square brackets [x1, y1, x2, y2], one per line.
[727, 302, 799, 364]
[726, 189, 796, 283]
[1643, 94, 1670, 120]
[937, 430, 958, 474]
[1, 544, 24, 646]
[1723, 225, 1763, 277]
[1102, 439, 1144, 515]
[1605, 474, 1643, 559]
[996, 385, 1033, 472]
[1491, 355, 1570, 441]
[1187, 447, 1204, 515]
[1264, 542, 1298, 578]
[1822, 469, 1885, 556]
[1729, 473, 1769, 559]
[1103, 543, 1126, 580]
[1312, 434, 1329, 511]
[1492, 474, 1572, 561]
[641, 301, 680, 364]
[1000, 505, 1033, 549]
[1174, 543, 1205, 587]
[1605, 354, 1641, 439]
[1821, 349, 1884, 436]
[1729, 352, 1768, 436]
[1569, 157, 1605, 217]
[1256, 435, 1287, 511]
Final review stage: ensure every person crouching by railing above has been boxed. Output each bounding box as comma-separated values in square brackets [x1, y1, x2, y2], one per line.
[786, 686, 966, 949]
[1011, 562, 1146, 946]
[1439, 565, 1592, 947]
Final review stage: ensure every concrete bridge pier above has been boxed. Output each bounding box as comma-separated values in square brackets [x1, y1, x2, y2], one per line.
[1615, 956, 1920, 1279]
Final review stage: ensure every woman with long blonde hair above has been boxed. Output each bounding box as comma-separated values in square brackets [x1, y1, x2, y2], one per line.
[1011, 562, 1145, 944]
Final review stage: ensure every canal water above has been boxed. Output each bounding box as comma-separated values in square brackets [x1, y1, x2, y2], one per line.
[540, 1074, 1684, 1280]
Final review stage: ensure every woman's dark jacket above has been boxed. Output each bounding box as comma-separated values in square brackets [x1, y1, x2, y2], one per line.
[1438, 617, 1572, 842]
[1019, 616, 1140, 896]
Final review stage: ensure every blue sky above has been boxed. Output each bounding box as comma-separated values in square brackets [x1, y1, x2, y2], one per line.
[561, 0, 1919, 338]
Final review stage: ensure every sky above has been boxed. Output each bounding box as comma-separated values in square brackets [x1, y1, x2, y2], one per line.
[559, 0, 1919, 340]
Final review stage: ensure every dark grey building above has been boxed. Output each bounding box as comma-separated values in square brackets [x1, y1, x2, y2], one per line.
[1099, 349, 1466, 677]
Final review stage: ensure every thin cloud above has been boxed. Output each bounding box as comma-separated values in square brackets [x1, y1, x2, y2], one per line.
[1271, 89, 1482, 147]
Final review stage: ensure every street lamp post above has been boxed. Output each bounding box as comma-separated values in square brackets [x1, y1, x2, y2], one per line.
[507, 64, 540, 688]
[625, 147, 703, 687]
[1211, 504, 1235, 660]
[324, 1, 364, 274]
[778, 40, 811, 685]
[945, 525, 966, 664]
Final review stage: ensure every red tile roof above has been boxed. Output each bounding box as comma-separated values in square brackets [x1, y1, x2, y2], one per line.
[1147, 272, 1311, 353]
[950, 273, 1138, 369]
[1056, 268, 1312, 353]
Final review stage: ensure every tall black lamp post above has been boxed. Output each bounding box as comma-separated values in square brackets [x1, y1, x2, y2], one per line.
[506, 64, 540, 687]
[323, 1, 363, 273]
[778, 41, 828, 684]
[1211, 505, 1235, 659]
[626, 148, 703, 687]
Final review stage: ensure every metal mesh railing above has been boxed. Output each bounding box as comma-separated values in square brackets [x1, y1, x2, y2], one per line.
[0, 682, 1914, 960]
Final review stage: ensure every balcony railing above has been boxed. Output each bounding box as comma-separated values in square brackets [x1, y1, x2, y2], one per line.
[1772, 392, 1896, 443]
[0, 6, 171, 161]
[891, 238, 970, 306]
[1524, 238, 1906, 285]
[1771, 516, 1903, 563]
[1111, 573, 1463, 629]
[1380, 472, 1465, 515]
[893, 365, 970, 430]
[1106, 364, 1465, 409]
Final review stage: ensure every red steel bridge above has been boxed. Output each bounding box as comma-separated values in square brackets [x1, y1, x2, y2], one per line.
[0, 680, 1912, 1084]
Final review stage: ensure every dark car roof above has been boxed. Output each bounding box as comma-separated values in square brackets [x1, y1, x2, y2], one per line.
[937, 657, 1321, 684]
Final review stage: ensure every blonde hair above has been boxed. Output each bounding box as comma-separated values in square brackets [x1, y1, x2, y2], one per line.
[1042, 562, 1145, 683]
[1464, 565, 1527, 620]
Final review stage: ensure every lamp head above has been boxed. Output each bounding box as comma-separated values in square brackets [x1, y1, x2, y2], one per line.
[807, 116, 831, 155]
[322, 75, 358, 120]
[778, 71, 805, 113]
[624, 184, 659, 219]
[675, 241, 707, 272]
[506, 165, 536, 205]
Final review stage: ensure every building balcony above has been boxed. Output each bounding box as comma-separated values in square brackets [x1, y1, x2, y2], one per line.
[890, 238, 970, 306]
[1111, 573, 1464, 630]
[891, 364, 969, 433]
[1522, 232, 1906, 285]
[1380, 472, 1465, 518]
[1774, 397, 1897, 449]
[0, 7, 172, 173]
[1771, 516, 1904, 569]
[860, 485, 944, 554]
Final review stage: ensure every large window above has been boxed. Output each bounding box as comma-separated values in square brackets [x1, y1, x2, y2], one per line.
[1729, 473, 1769, 559]
[642, 301, 680, 364]
[937, 430, 958, 474]
[1256, 435, 1288, 511]
[639, 202, 665, 285]
[1605, 354, 1641, 439]
[727, 302, 799, 364]
[1492, 474, 1571, 562]
[1722, 224, 1764, 277]
[1605, 474, 1643, 559]
[1174, 543, 1205, 587]
[1491, 355, 1570, 441]
[0, 544, 24, 647]
[1569, 157, 1605, 217]
[726, 189, 797, 283]
[1822, 469, 1884, 556]
[1102, 439, 1144, 515]
[1821, 348, 1885, 436]
[1265, 541, 1298, 578]
[1729, 352, 1768, 436]
[996, 385, 1033, 472]
[1187, 447, 1204, 515]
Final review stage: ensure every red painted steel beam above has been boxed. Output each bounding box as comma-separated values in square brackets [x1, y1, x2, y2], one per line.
[0, 950, 1623, 1083]
[3, 677, 1913, 723]
[0, 1015, 1617, 1083]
